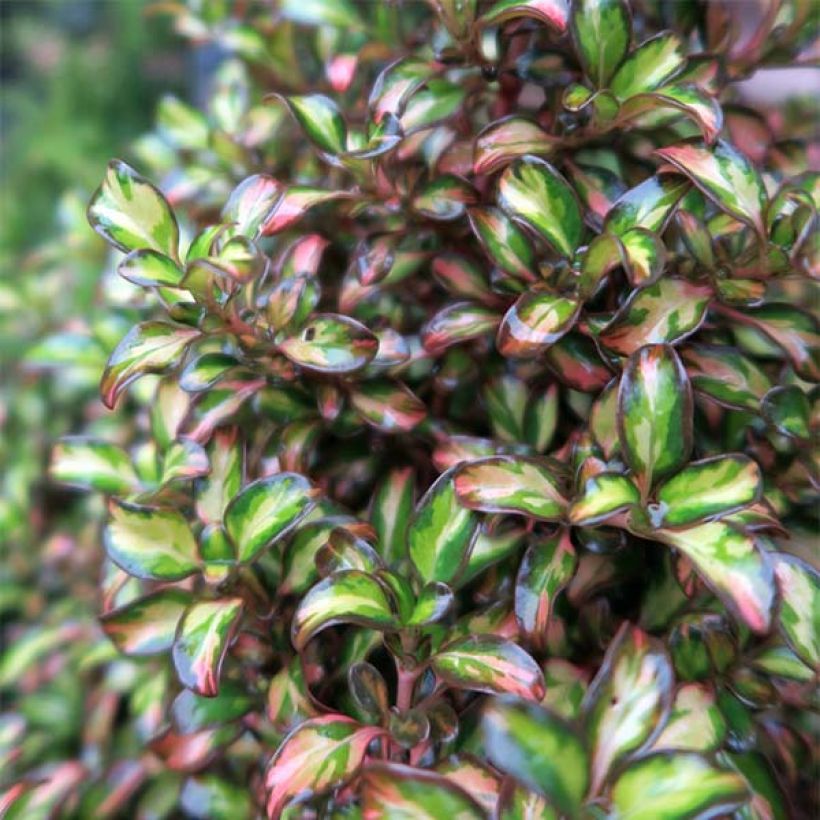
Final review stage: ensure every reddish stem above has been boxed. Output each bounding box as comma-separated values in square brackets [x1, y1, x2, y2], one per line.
[396, 666, 417, 713]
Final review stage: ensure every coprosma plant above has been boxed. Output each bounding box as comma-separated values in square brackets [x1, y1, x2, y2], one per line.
[3, 0, 819, 817]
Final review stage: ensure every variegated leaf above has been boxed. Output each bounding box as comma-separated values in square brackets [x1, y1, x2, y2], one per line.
[656, 522, 774, 633]
[370, 467, 415, 567]
[771, 553, 819, 669]
[280, 93, 347, 155]
[454, 456, 567, 521]
[610, 753, 748, 819]
[362, 763, 487, 819]
[291, 570, 399, 650]
[478, 0, 569, 32]
[469, 207, 538, 283]
[101, 588, 193, 656]
[432, 635, 546, 700]
[88, 159, 179, 257]
[498, 157, 583, 258]
[569, 472, 640, 525]
[221, 174, 282, 237]
[582, 624, 674, 792]
[349, 380, 427, 432]
[610, 32, 686, 100]
[618, 344, 693, 494]
[656, 140, 768, 237]
[681, 344, 771, 411]
[224, 474, 318, 564]
[422, 302, 502, 354]
[105, 499, 199, 580]
[408, 467, 480, 584]
[497, 292, 580, 357]
[101, 322, 200, 408]
[50, 437, 139, 495]
[655, 454, 762, 527]
[474, 117, 557, 176]
[651, 683, 726, 752]
[482, 698, 588, 817]
[266, 716, 384, 817]
[514, 530, 577, 642]
[172, 598, 244, 696]
[570, 0, 631, 87]
[600, 278, 712, 356]
[604, 174, 689, 236]
[279, 314, 379, 374]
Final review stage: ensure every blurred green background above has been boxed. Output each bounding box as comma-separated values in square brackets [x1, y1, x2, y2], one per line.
[1, 0, 183, 262]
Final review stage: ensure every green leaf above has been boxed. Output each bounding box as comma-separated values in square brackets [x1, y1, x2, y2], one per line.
[408, 467, 480, 584]
[370, 467, 415, 567]
[514, 530, 577, 642]
[604, 174, 689, 236]
[348, 661, 389, 719]
[105, 499, 199, 580]
[433, 635, 545, 700]
[652, 683, 726, 752]
[50, 437, 139, 495]
[498, 157, 583, 258]
[577, 232, 623, 296]
[655, 455, 762, 527]
[762, 385, 811, 439]
[350, 380, 427, 432]
[172, 683, 253, 733]
[601, 278, 712, 356]
[401, 80, 466, 133]
[279, 314, 379, 373]
[524, 383, 559, 453]
[482, 698, 588, 818]
[772, 553, 819, 669]
[569, 472, 640, 526]
[582, 623, 674, 792]
[421, 302, 501, 354]
[570, 0, 631, 87]
[118, 249, 184, 288]
[101, 321, 200, 409]
[680, 344, 771, 411]
[610, 32, 686, 99]
[87, 159, 179, 257]
[478, 0, 569, 32]
[260, 186, 351, 235]
[656, 140, 768, 236]
[173, 598, 244, 696]
[432, 253, 497, 304]
[617, 344, 693, 494]
[281, 94, 347, 155]
[180, 775, 251, 820]
[454, 456, 567, 521]
[221, 174, 283, 237]
[362, 763, 486, 819]
[474, 117, 557, 176]
[610, 753, 748, 820]
[224, 474, 318, 564]
[407, 582, 454, 626]
[157, 94, 210, 150]
[265, 716, 384, 817]
[468, 207, 538, 283]
[291, 570, 399, 650]
[368, 57, 436, 123]
[656, 521, 774, 633]
[101, 588, 193, 656]
[497, 292, 580, 357]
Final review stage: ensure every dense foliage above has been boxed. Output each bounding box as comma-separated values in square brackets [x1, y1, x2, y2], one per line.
[3, 0, 819, 817]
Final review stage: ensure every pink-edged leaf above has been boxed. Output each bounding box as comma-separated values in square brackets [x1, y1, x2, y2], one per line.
[349, 380, 427, 432]
[582, 623, 674, 792]
[433, 635, 546, 700]
[454, 455, 568, 521]
[421, 302, 501, 354]
[497, 291, 580, 357]
[515, 529, 577, 644]
[172, 598, 244, 696]
[221, 174, 282, 237]
[266, 716, 385, 817]
[474, 116, 557, 176]
[655, 140, 768, 237]
[478, 0, 569, 33]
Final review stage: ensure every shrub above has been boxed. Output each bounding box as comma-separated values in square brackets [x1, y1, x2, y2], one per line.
[3, 0, 818, 817]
